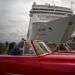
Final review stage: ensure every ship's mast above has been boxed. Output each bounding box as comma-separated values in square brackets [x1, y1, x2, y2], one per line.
[52, 0, 55, 16]
[70, 0, 74, 12]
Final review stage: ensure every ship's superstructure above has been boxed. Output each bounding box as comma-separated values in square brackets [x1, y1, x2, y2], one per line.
[30, 2, 73, 22]
[27, 2, 74, 43]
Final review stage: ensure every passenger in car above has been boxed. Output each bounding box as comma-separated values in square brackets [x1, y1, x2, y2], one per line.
[0, 43, 4, 54]
[8, 42, 16, 55]
[11, 45, 22, 55]
[56, 43, 68, 53]
[24, 40, 31, 55]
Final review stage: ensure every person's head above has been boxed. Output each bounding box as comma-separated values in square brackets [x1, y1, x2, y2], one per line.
[9, 42, 16, 49]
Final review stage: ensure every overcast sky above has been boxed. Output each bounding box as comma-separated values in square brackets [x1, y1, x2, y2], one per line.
[0, 0, 75, 42]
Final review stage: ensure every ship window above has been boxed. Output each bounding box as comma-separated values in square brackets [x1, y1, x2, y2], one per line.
[38, 28, 46, 31]
[50, 9, 54, 11]
[33, 8, 54, 11]
[49, 27, 53, 31]
[54, 12, 65, 15]
[55, 10, 72, 13]
[68, 14, 72, 16]
[68, 22, 73, 25]
[31, 11, 50, 14]
[31, 10, 66, 15]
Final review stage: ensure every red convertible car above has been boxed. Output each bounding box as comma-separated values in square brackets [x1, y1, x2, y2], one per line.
[0, 40, 75, 75]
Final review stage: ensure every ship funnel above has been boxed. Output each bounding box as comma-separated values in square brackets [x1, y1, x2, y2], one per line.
[33, 2, 36, 6]
[45, 3, 50, 6]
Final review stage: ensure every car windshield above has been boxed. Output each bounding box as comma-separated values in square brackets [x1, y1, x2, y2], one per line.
[47, 43, 75, 53]
[68, 43, 75, 50]
[0, 40, 51, 56]
[31, 41, 51, 56]
[1, 40, 75, 56]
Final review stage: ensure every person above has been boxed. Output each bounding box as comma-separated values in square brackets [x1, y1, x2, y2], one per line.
[56, 43, 67, 52]
[24, 40, 31, 55]
[0, 43, 4, 54]
[10, 45, 21, 55]
[18, 38, 26, 55]
[4, 41, 9, 54]
[8, 42, 16, 55]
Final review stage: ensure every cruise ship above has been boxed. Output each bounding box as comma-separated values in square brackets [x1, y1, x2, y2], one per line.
[27, 2, 75, 43]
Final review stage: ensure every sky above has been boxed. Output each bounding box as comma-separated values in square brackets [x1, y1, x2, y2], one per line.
[0, 0, 75, 42]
